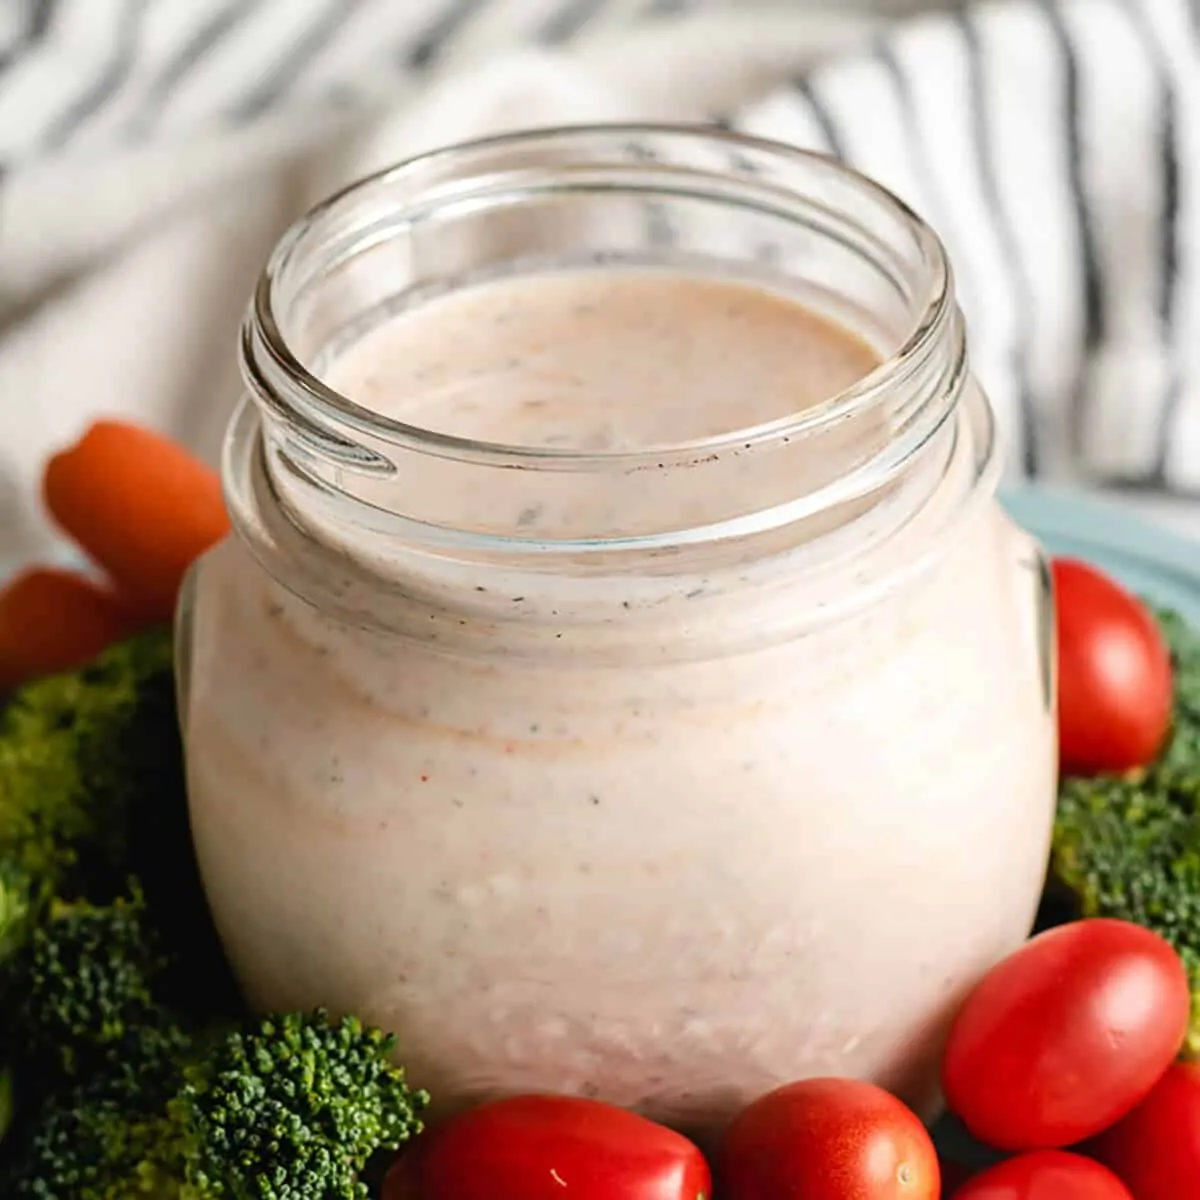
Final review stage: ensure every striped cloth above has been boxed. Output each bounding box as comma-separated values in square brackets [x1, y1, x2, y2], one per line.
[0, 0, 1197, 562]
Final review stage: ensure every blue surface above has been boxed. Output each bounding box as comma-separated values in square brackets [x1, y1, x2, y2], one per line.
[1001, 484, 1200, 620]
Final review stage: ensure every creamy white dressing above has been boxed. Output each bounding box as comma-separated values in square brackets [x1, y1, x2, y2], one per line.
[182, 266, 1057, 1136]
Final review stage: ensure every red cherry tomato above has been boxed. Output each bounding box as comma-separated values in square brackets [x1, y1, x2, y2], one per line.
[395, 1094, 712, 1200]
[949, 1151, 1132, 1199]
[719, 1077, 939, 1200]
[942, 918, 1190, 1150]
[1088, 1061, 1200, 1200]
[1052, 557, 1172, 775]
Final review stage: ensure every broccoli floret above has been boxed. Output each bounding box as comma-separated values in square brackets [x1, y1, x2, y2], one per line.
[0, 627, 236, 1021]
[0, 882, 188, 1195]
[12, 1082, 153, 1199]
[1053, 772, 1200, 1049]
[0, 867, 427, 1196]
[1050, 604, 1200, 1055]
[1157, 605, 1200, 781]
[7, 1033, 187, 1200]
[11, 885, 176, 1087]
[0, 630, 429, 1196]
[0, 627, 179, 956]
[176, 1009, 429, 1200]
[5, 1010, 429, 1200]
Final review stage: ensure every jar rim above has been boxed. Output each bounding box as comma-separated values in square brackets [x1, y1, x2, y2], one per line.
[247, 121, 952, 474]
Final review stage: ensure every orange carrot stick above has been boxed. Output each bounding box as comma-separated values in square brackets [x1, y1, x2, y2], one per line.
[0, 567, 143, 691]
[42, 420, 230, 623]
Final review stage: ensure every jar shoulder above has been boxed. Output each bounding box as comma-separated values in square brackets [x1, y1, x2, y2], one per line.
[178, 502, 1053, 751]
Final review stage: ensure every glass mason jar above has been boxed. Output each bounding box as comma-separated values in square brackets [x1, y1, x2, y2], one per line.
[178, 125, 1057, 1137]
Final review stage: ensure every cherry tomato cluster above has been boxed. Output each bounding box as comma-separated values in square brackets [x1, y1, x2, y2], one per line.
[383, 1081, 939, 1200]
[380, 558, 1192, 1199]
[942, 918, 1193, 1198]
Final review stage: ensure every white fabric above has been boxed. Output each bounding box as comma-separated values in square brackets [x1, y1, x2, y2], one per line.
[1, 0, 1198, 564]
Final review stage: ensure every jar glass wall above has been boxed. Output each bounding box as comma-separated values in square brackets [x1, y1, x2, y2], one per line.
[179, 125, 1057, 1137]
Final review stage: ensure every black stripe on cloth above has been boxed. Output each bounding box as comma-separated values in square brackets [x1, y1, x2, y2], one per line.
[0, 0, 57, 119]
[538, 0, 609, 44]
[127, 0, 263, 135]
[791, 74, 845, 160]
[1118, 0, 1185, 483]
[1037, 1, 1104, 344]
[952, 4, 1041, 477]
[1120, 0, 1180, 330]
[40, 0, 152, 151]
[25, 0, 57, 43]
[232, 0, 366, 119]
[871, 35, 965, 280]
[403, 0, 486, 70]
[0, 0, 57, 66]
[1036, 0, 1105, 458]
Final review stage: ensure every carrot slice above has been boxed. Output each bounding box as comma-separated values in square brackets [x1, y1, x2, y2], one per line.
[0, 567, 143, 691]
[42, 420, 229, 623]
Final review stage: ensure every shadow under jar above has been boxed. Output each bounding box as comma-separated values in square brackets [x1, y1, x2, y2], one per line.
[178, 125, 1057, 1138]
